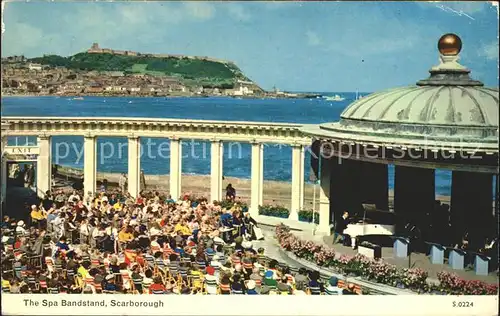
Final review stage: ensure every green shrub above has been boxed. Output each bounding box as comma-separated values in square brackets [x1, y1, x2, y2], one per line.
[298, 209, 319, 224]
[258, 205, 290, 218]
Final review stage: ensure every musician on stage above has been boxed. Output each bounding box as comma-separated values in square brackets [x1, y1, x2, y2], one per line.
[333, 211, 349, 245]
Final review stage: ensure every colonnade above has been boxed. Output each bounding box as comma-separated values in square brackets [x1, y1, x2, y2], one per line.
[34, 135, 306, 219]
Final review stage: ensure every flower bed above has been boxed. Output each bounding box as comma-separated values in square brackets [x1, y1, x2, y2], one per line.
[258, 206, 320, 224]
[258, 205, 290, 218]
[275, 224, 498, 295]
[298, 209, 319, 224]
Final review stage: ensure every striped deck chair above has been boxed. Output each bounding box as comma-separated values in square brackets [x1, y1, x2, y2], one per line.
[93, 280, 103, 293]
[324, 286, 342, 295]
[180, 257, 191, 265]
[54, 261, 63, 272]
[168, 262, 179, 279]
[81, 254, 91, 262]
[91, 259, 101, 268]
[353, 284, 362, 295]
[231, 256, 241, 266]
[2, 281, 10, 293]
[337, 280, 346, 289]
[141, 281, 151, 294]
[188, 273, 202, 289]
[132, 276, 143, 294]
[84, 276, 95, 287]
[219, 283, 231, 294]
[66, 269, 75, 280]
[196, 260, 206, 270]
[113, 273, 122, 288]
[120, 271, 132, 292]
[258, 265, 266, 276]
[39, 280, 48, 292]
[155, 258, 167, 274]
[27, 275, 36, 289]
[48, 287, 59, 294]
[29, 255, 42, 269]
[231, 287, 244, 295]
[308, 285, 322, 295]
[145, 254, 155, 269]
[13, 265, 22, 279]
[179, 267, 188, 281]
[257, 254, 267, 265]
[151, 288, 165, 295]
[209, 263, 220, 275]
[243, 261, 253, 271]
[20, 270, 28, 279]
[204, 278, 218, 294]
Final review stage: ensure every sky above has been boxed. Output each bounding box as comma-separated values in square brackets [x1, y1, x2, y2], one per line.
[1, 1, 498, 92]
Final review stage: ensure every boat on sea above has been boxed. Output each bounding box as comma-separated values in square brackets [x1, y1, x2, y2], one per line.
[323, 94, 345, 101]
[72, 97, 84, 100]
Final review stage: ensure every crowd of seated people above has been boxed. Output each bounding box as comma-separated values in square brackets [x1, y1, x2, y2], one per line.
[1, 187, 362, 295]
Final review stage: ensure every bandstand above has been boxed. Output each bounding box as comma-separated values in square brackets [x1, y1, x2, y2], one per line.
[1, 35, 498, 243]
[302, 34, 499, 246]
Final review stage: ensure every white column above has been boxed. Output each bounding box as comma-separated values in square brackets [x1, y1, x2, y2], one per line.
[128, 136, 141, 198]
[83, 135, 97, 199]
[259, 142, 264, 205]
[318, 157, 331, 234]
[36, 135, 52, 197]
[0, 125, 7, 205]
[250, 142, 263, 216]
[169, 138, 182, 200]
[290, 144, 305, 220]
[210, 140, 223, 202]
[1, 157, 7, 205]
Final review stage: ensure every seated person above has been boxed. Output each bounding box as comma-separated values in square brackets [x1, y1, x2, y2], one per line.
[104, 274, 118, 292]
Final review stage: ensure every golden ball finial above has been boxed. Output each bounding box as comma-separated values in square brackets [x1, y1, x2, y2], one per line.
[438, 33, 462, 56]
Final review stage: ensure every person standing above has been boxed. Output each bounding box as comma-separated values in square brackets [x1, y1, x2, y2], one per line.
[140, 170, 146, 191]
[23, 164, 35, 189]
[119, 173, 127, 194]
[225, 184, 236, 201]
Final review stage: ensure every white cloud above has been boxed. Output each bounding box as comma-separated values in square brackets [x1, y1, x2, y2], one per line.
[226, 3, 251, 21]
[182, 2, 215, 21]
[306, 31, 321, 46]
[1, 22, 46, 55]
[478, 41, 499, 61]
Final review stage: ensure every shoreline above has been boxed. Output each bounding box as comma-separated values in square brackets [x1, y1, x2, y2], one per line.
[56, 165, 451, 209]
[1, 93, 319, 100]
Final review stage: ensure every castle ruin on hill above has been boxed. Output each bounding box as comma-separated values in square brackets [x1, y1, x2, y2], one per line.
[87, 43, 234, 65]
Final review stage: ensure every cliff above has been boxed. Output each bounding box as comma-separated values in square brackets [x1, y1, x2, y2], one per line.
[26, 52, 259, 90]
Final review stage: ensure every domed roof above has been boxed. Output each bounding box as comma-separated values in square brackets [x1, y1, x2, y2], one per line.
[301, 34, 499, 154]
[340, 85, 498, 127]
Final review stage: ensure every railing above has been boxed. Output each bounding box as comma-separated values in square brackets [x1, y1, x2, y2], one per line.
[1, 116, 313, 145]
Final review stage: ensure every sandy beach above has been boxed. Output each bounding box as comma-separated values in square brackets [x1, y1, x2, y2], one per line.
[56, 165, 451, 210]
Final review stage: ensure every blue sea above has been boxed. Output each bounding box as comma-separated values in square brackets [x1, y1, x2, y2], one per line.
[1, 94, 454, 195]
